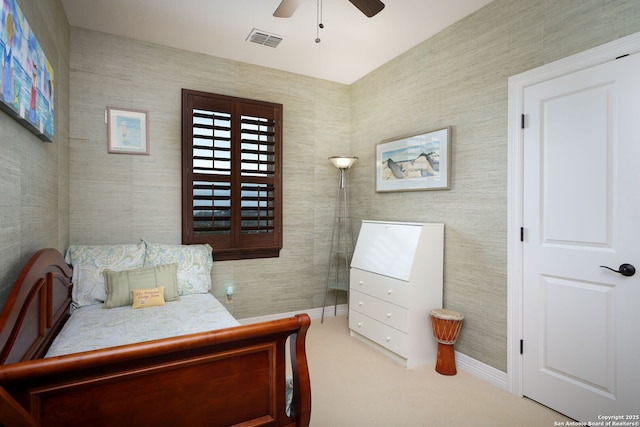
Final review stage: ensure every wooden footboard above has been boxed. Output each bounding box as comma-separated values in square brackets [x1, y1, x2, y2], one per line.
[0, 249, 311, 427]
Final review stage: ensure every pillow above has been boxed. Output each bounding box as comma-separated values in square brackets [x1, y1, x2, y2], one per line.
[103, 264, 180, 309]
[65, 242, 146, 308]
[131, 287, 166, 309]
[143, 241, 213, 295]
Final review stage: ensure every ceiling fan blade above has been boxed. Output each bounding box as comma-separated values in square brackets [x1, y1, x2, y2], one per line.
[348, 0, 385, 17]
[273, 0, 302, 18]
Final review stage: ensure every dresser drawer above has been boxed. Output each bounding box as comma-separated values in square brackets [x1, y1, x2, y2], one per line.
[350, 289, 409, 333]
[350, 268, 409, 308]
[349, 310, 408, 358]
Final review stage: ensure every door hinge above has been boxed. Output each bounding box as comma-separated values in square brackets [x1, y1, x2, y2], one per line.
[520, 227, 524, 242]
[521, 114, 526, 129]
[520, 339, 524, 355]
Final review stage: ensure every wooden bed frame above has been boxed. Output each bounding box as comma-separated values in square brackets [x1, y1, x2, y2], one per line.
[0, 248, 311, 427]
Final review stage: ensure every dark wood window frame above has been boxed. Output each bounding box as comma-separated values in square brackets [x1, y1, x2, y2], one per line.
[181, 89, 282, 261]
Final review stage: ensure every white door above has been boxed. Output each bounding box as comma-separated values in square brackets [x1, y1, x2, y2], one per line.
[522, 53, 640, 421]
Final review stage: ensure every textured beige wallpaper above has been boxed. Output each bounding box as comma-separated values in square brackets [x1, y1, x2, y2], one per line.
[349, 0, 640, 371]
[0, 0, 70, 308]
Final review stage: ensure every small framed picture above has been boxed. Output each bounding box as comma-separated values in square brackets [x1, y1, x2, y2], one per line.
[107, 107, 149, 154]
[376, 126, 451, 192]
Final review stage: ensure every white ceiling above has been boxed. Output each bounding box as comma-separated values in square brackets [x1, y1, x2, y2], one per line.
[60, 0, 493, 85]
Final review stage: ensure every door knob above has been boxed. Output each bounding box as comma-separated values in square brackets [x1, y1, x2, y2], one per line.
[599, 263, 636, 277]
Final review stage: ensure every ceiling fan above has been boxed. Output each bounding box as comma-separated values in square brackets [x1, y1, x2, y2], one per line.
[273, 0, 385, 18]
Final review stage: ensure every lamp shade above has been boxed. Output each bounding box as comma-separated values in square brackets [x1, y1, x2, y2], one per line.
[329, 156, 358, 169]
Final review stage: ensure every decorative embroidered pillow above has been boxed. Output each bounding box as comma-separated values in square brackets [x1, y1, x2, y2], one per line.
[131, 287, 166, 309]
[103, 264, 180, 309]
[143, 242, 213, 295]
[65, 242, 146, 308]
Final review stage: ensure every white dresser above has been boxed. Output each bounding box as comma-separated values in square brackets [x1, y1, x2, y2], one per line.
[349, 220, 444, 368]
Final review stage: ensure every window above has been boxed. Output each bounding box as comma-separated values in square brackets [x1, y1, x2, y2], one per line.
[181, 90, 282, 261]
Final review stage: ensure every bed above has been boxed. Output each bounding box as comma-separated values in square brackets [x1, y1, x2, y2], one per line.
[0, 246, 311, 427]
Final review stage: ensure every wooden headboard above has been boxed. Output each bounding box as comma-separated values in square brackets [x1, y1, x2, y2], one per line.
[0, 249, 72, 364]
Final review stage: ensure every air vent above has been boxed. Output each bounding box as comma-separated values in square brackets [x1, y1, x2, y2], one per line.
[247, 28, 284, 48]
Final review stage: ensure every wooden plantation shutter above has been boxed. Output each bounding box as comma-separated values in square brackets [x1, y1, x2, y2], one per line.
[182, 90, 282, 261]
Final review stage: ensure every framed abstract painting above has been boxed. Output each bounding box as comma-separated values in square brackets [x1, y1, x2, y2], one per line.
[1, 0, 55, 141]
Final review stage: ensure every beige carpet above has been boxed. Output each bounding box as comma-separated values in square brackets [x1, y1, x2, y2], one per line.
[306, 315, 572, 427]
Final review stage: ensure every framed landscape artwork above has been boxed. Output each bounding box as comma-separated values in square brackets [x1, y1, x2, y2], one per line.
[1, 0, 55, 142]
[376, 127, 451, 192]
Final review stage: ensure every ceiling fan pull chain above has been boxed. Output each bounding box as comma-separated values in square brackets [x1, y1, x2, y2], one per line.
[315, 0, 323, 43]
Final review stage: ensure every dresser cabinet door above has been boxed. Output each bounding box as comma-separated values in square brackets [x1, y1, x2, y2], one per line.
[350, 268, 409, 308]
[350, 221, 422, 281]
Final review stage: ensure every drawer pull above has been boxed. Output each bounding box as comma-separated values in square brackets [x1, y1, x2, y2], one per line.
[387, 289, 393, 295]
[386, 313, 392, 318]
[357, 322, 363, 327]
[359, 280, 364, 286]
[358, 301, 363, 307]
[386, 337, 391, 342]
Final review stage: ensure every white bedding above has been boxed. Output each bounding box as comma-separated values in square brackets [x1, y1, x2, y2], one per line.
[45, 293, 240, 358]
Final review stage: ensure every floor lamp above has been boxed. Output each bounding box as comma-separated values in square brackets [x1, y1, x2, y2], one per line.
[322, 156, 357, 323]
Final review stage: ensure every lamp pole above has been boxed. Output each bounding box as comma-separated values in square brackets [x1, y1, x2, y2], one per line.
[322, 156, 357, 323]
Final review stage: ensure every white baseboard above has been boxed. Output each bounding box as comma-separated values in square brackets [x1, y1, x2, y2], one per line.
[455, 351, 508, 391]
[239, 305, 507, 391]
[238, 303, 349, 325]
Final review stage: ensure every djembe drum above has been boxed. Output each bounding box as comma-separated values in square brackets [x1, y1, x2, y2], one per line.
[430, 309, 464, 375]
